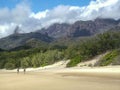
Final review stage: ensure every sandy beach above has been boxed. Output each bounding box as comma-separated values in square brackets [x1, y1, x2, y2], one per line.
[0, 66, 120, 90]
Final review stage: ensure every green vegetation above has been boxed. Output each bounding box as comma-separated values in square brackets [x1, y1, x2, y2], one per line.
[67, 55, 82, 67]
[0, 49, 64, 69]
[112, 56, 120, 65]
[66, 31, 120, 67]
[95, 49, 120, 66]
[5, 62, 15, 70]
[1, 31, 120, 69]
[23, 50, 64, 68]
[100, 50, 118, 66]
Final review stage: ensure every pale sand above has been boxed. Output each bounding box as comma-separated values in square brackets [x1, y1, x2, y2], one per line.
[0, 66, 120, 90]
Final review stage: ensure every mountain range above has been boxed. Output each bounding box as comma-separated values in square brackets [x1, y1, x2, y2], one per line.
[39, 18, 120, 38]
[0, 18, 120, 50]
[0, 32, 53, 50]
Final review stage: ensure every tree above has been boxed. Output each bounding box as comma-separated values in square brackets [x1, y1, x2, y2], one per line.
[5, 62, 15, 70]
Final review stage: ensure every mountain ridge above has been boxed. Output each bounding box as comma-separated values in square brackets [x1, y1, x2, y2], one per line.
[0, 18, 120, 50]
[0, 32, 53, 50]
[39, 18, 120, 38]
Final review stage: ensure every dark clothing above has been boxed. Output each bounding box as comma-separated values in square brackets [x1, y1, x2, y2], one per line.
[24, 68, 26, 74]
[17, 68, 19, 74]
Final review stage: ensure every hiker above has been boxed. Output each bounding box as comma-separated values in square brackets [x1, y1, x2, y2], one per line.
[24, 68, 26, 74]
[17, 68, 19, 74]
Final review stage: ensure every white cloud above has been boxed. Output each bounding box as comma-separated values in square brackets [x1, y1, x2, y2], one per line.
[30, 10, 49, 19]
[30, 0, 120, 27]
[0, 0, 120, 38]
[80, 0, 120, 20]
[31, 5, 84, 27]
[0, 2, 31, 24]
[0, 23, 17, 38]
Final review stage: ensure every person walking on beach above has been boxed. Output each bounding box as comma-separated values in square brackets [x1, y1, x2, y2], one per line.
[24, 68, 26, 74]
[17, 68, 19, 74]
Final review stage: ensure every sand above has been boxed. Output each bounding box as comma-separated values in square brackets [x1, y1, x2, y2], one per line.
[0, 66, 120, 90]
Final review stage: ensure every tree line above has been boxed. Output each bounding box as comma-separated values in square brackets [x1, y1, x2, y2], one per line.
[0, 31, 120, 69]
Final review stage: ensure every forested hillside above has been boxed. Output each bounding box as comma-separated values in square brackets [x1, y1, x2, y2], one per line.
[0, 30, 120, 69]
[67, 31, 120, 67]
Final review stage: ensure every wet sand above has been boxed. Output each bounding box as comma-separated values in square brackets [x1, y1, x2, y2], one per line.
[0, 67, 120, 90]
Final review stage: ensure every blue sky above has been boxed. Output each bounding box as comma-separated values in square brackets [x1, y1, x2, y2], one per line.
[0, 0, 92, 12]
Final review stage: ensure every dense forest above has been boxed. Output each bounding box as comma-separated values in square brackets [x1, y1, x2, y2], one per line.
[0, 31, 120, 69]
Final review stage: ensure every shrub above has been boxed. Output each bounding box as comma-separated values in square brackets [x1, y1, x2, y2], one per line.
[88, 63, 93, 67]
[112, 56, 120, 65]
[5, 62, 15, 70]
[67, 55, 82, 67]
[95, 50, 120, 66]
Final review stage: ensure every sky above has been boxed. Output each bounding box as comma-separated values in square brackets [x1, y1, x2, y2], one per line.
[0, 0, 120, 38]
[0, 0, 91, 12]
